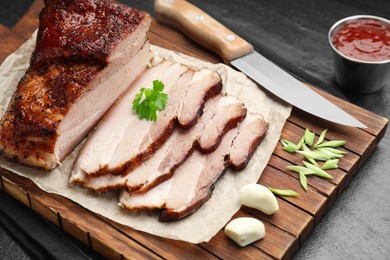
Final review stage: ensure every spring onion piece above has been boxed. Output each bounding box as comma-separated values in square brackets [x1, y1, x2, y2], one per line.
[280, 140, 299, 153]
[317, 147, 348, 155]
[315, 140, 347, 148]
[316, 148, 345, 158]
[297, 150, 343, 161]
[296, 136, 305, 150]
[299, 171, 308, 191]
[303, 161, 334, 179]
[286, 165, 315, 175]
[268, 187, 300, 197]
[304, 128, 315, 146]
[314, 129, 328, 147]
[301, 143, 318, 165]
[322, 159, 340, 170]
[279, 128, 346, 192]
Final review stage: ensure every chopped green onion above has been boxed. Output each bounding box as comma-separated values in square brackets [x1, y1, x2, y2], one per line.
[299, 171, 308, 191]
[315, 148, 344, 158]
[315, 140, 347, 148]
[303, 161, 334, 179]
[322, 159, 340, 170]
[278, 128, 346, 192]
[317, 147, 348, 155]
[286, 165, 315, 175]
[301, 142, 310, 152]
[268, 187, 299, 197]
[280, 140, 299, 153]
[304, 128, 315, 147]
[296, 136, 305, 150]
[301, 143, 318, 165]
[297, 150, 343, 161]
[314, 129, 327, 147]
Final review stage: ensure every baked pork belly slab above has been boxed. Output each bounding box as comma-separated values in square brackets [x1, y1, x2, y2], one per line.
[119, 113, 269, 222]
[0, 0, 151, 170]
[33, 0, 150, 65]
[71, 62, 222, 183]
[77, 94, 246, 192]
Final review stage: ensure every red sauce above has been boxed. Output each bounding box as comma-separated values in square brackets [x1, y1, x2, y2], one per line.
[332, 18, 390, 62]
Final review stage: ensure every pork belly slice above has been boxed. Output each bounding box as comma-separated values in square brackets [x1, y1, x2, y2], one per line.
[71, 63, 222, 181]
[80, 95, 246, 192]
[125, 95, 246, 194]
[71, 61, 187, 182]
[119, 113, 269, 222]
[0, 0, 151, 170]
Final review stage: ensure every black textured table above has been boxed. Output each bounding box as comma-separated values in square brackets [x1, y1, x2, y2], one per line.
[1, 0, 389, 259]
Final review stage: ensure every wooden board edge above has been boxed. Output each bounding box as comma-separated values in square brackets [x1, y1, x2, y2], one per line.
[12, 0, 42, 39]
[2, 176, 30, 207]
[0, 168, 163, 259]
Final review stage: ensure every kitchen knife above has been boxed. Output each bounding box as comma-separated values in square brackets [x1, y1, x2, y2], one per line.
[154, 0, 367, 128]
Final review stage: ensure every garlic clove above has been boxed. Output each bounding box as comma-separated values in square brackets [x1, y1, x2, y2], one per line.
[224, 217, 265, 247]
[240, 184, 279, 215]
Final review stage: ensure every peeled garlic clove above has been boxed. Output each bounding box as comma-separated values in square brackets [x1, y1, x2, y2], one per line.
[224, 217, 265, 247]
[240, 184, 279, 215]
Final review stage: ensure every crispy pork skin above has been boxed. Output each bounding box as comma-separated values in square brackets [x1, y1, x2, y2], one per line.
[119, 113, 269, 222]
[77, 94, 246, 192]
[0, 0, 151, 170]
[70, 62, 222, 182]
[33, 0, 150, 65]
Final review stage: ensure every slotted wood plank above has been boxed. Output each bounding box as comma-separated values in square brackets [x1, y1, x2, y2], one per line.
[288, 110, 376, 157]
[0, 0, 388, 259]
[12, 0, 42, 38]
[200, 230, 274, 259]
[307, 84, 388, 138]
[277, 121, 359, 173]
[0, 168, 163, 259]
[260, 166, 328, 218]
[242, 197, 314, 241]
[234, 211, 299, 259]
[268, 156, 338, 201]
[0, 24, 9, 34]
[0, 174, 4, 190]
[2, 176, 30, 207]
[109, 220, 218, 259]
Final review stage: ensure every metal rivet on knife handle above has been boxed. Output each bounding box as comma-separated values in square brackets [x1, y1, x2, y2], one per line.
[154, 0, 254, 61]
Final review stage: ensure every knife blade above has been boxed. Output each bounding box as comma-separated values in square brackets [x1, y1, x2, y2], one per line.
[154, 0, 366, 128]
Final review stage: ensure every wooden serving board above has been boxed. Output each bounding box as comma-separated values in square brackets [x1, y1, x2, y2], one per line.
[0, 1, 388, 259]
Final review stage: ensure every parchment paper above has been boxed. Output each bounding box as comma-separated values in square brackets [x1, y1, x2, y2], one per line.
[0, 33, 292, 243]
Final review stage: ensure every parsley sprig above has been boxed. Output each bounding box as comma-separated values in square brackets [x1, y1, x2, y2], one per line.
[132, 80, 168, 121]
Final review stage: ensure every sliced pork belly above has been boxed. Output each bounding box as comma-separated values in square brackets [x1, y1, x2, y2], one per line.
[126, 95, 246, 194]
[119, 113, 269, 222]
[71, 63, 222, 182]
[0, 0, 151, 170]
[71, 61, 187, 182]
[81, 95, 246, 192]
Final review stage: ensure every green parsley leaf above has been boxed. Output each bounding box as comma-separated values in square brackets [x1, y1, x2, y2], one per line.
[132, 80, 168, 122]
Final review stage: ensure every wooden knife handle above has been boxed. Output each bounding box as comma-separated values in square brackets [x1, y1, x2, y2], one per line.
[154, 0, 254, 61]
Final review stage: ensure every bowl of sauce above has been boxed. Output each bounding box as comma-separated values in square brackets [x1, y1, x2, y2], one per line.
[329, 15, 390, 94]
